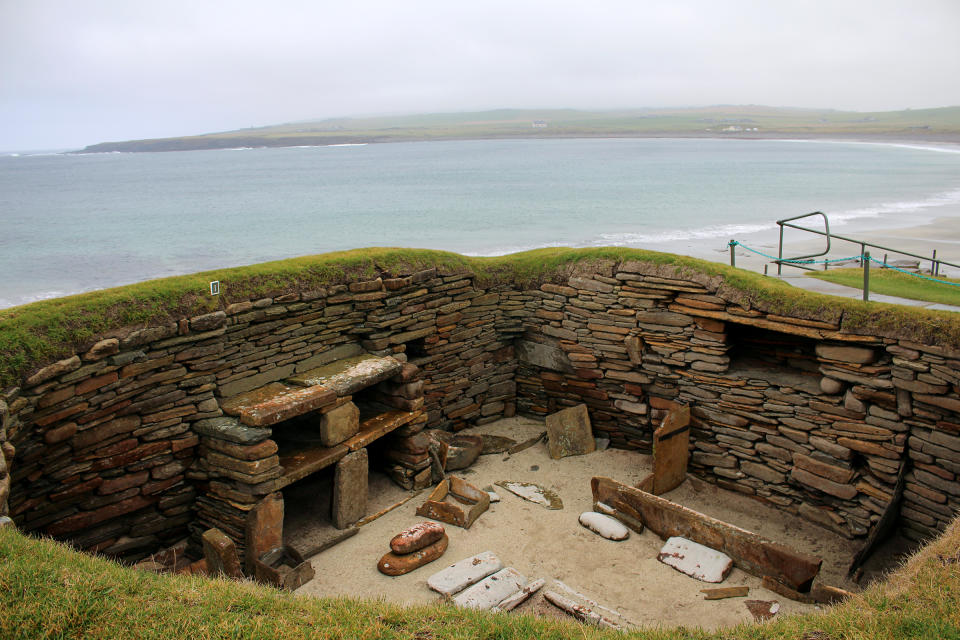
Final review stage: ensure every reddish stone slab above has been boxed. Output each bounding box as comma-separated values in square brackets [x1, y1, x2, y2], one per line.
[222, 383, 337, 427]
[378, 534, 449, 576]
[288, 354, 403, 396]
[45, 494, 157, 536]
[390, 522, 446, 555]
[202, 527, 244, 579]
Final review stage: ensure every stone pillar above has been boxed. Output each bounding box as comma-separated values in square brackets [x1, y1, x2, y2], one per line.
[202, 527, 244, 578]
[332, 449, 368, 529]
[245, 491, 283, 574]
[318, 401, 359, 446]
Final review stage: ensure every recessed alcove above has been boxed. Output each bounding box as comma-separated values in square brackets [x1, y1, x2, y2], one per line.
[724, 323, 822, 392]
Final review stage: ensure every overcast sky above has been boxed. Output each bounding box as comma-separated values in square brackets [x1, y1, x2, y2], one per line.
[2, 0, 959, 150]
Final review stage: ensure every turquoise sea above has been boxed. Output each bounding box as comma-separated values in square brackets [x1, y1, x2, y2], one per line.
[1, 138, 959, 308]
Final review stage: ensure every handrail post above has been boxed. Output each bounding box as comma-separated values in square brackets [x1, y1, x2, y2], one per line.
[863, 252, 870, 302]
[932, 250, 938, 276]
[729, 240, 736, 268]
[777, 223, 784, 276]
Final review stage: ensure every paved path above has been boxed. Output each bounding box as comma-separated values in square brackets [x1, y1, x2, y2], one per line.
[776, 273, 960, 313]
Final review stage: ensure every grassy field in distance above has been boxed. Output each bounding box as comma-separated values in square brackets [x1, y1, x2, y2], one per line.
[808, 268, 960, 306]
[77, 105, 960, 153]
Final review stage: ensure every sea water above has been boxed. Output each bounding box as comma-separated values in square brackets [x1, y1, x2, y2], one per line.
[1, 138, 959, 308]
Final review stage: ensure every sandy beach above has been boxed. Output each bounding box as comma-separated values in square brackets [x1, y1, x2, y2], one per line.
[298, 417, 862, 632]
[662, 206, 960, 280]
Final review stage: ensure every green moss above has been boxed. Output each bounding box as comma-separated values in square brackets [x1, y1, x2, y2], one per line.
[3, 246, 960, 387]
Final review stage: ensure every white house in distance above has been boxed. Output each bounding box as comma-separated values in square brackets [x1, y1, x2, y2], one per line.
[532, 120, 548, 128]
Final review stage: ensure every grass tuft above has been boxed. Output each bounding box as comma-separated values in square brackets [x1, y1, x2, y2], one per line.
[808, 268, 960, 307]
[3, 247, 960, 387]
[1, 519, 959, 639]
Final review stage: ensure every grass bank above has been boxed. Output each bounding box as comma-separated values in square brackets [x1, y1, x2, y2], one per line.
[0, 519, 958, 639]
[808, 268, 960, 307]
[3, 247, 960, 387]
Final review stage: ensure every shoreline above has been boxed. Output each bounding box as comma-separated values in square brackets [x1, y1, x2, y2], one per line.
[670, 211, 960, 279]
[2, 134, 958, 308]
[70, 130, 960, 155]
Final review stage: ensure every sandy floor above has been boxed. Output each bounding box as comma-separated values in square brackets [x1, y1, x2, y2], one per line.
[297, 417, 864, 632]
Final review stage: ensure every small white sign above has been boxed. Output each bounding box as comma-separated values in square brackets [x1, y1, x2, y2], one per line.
[209, 281, 220, 295]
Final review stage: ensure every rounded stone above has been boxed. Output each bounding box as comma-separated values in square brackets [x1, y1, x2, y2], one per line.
[579, 511, 630, 541]
[820, 376, 844, 395]
[378, 534, 449, 576]
[389, 522, 445, 555]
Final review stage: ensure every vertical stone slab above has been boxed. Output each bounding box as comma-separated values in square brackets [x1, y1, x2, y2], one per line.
[545, 404, 595, 459]
[318, 401, 360, 446]
[650, 404, 691, 495]
[245, 491, 284, 574]
[333, 449, 368, 529]
[202, 528, 244, 578]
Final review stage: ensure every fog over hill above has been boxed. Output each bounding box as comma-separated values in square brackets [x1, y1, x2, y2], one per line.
[3, 1, 960, 150]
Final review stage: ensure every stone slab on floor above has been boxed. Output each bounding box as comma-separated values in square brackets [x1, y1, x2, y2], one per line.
[657, 536, 733, 583]
[452, 567, 527, 610]
[427, 551, 504, 596]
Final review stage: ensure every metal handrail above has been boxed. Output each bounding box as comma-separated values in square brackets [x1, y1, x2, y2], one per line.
[776, 212, 960, 277]
[776, 211, 831, 275]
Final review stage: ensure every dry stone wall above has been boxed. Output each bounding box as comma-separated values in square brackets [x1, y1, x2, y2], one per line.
[513, 260, 960, 543]
[2, 256, 958, 563]
[2, 267, 516, 563]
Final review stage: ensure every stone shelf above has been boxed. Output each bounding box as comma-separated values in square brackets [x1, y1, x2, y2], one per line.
[276, 442, 349, 491]
[222, 382, 336, 427]
[342, 408, 419, 452]
[275, 409, 416, 490]
[288, 354, 402, 396]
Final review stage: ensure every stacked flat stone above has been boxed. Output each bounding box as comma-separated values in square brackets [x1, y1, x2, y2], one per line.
[4, 257, 959, 568]
[377, 521, 448, 575]
[4, 310, 226, 562]
[514, 262, 960, 542]
[192, 416, 281, 561]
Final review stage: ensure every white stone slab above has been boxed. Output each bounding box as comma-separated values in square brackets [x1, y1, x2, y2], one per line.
[452, 567, 527, 610]
[427, 551, 503, 596]
[657, 536, 733, 583]
[492, 578, 545, 612]
[579, 512, 630, 541]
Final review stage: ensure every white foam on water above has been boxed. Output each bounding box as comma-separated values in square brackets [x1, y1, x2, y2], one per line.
[591, 185, 960, 250]
[0, 290, 78, 310]
[778, 138, 960, 155]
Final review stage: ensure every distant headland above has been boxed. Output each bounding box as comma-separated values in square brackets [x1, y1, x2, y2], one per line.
[76, 105, 960, 153]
